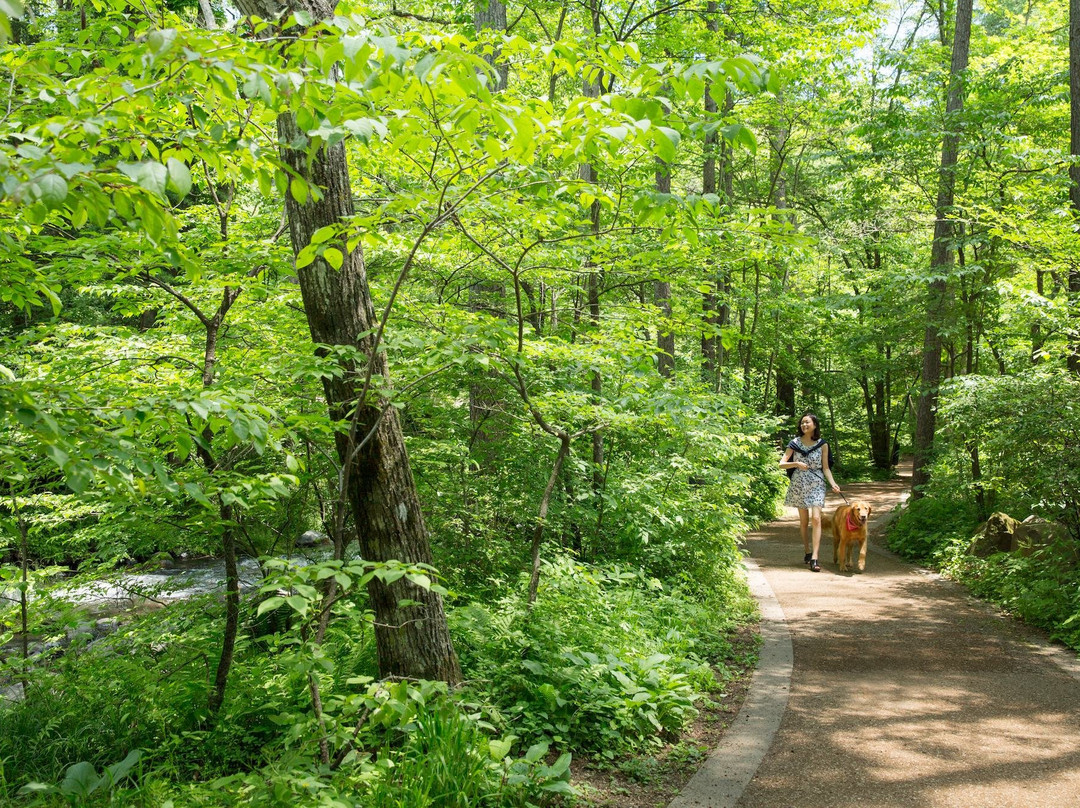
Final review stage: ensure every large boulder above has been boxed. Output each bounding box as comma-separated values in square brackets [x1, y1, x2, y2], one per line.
[969, 512, 1021, 557]
[296, 530, 328, 548]
[1016, 516, 1074, 562]
[969, 512, 1072, 562]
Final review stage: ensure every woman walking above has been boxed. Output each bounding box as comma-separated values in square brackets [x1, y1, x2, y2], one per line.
[780, 413, 841, 572]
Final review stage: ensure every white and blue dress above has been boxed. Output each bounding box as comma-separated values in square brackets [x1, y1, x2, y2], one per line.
[784, 441, 826, 509]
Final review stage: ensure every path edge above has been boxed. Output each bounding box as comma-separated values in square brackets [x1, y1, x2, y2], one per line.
[667, 557, 792, 808]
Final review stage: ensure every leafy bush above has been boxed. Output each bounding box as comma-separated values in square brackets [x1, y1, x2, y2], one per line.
[451, 556, 754, 756]
[0, 590, 573, 807]
[884, 370, 1080, 653]
[885, 495, 981, 562]
[933, 534, 1080, 650]
[932, 370, 1080, 539]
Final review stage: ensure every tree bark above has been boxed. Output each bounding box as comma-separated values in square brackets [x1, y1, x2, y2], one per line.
[912, 0, 972, 497]
[528, 435, 571, 605]
[860, 374, 891, 470]
[655, 158, 675, 378]
[275, 112, 460, 684]
[232, 0, 461, 684]
[198, 0, 216, 28]
[474, 0, 509, 91]
[581, 0, 605, 507]
[1070, 0, 1080, 374]
[149, 275, 242, 715]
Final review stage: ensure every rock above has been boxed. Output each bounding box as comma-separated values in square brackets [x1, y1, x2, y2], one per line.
[969, 512, 1073, 562]
[1016, 516, 1074, 561]
[297, 530, 327, 548]
[94, 618, 120, 638]
[65, 622, 96, 647]
[970, 512, 1021, 557]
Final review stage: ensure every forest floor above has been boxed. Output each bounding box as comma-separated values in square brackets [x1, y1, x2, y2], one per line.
[676, 464, 1080, 808]
[569, 625, 760, 807]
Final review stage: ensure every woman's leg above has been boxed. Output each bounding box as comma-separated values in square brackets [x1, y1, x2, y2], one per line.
[810, 506, 823, 561]
[799, 508, 810, 555]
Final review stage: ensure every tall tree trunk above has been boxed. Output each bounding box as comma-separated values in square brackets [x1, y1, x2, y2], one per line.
[233, 0, 460, 684]
[912, 0, 972, 498]
[861, 374, 890, 470]
[148, 274, 242, 715]
[1031, 268, 1045, 363]
[1070, 0, 1080, 374]
[655, 158, 675, 378]
[769, 119, 794, 414]
[582, 0, 605, 506]
[714, 90, 736, 385]
[468, 0, 510, 460]
[276, 112, 460, 684]
[198, 0, 216, 28]
[474, 0, 509, 91]
[700, 1, 720, 383]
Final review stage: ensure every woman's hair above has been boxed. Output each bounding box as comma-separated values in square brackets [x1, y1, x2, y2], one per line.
[799, 413, 821, 441]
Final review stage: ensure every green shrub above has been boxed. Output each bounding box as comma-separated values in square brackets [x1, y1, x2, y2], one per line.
[451, 556, 754, 756]
[936, 535, 1080, 650]
[933, 371, 1080, 539]
[885, 495, 981, 562]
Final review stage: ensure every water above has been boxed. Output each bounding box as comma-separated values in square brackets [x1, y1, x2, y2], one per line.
[56, 555, 272, 611]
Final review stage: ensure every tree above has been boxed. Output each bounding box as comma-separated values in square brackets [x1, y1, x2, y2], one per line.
[231, 0, 461, 684]
[1070, 0, 1080, 375]
[912, 0, 973, 497]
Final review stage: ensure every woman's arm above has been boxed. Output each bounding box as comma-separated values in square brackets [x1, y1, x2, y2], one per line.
[779, 447, 807, 471]
[822, 444, 840, 492]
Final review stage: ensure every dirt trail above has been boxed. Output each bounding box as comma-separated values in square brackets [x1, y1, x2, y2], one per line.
[677, 466, 1080, 808]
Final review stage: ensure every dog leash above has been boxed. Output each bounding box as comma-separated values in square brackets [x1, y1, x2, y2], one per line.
[804, 467, 850, 504]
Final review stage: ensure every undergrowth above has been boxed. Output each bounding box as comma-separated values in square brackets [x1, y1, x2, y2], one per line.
[0, 554, 756, 806]
[886, 496, 1080, 652]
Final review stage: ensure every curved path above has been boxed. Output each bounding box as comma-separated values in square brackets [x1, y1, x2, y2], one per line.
[672, 468, 1080, 807]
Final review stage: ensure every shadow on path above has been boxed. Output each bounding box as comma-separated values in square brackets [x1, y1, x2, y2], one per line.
[734, 466, 1080, 807]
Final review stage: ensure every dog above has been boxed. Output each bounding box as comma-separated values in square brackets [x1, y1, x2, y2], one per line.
[832, 501, 872, 573]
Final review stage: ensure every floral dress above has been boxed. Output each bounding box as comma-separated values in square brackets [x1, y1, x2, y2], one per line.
[784, 441, 826, 509]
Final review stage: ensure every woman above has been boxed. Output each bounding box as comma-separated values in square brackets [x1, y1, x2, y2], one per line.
[779, 413, 841, 572]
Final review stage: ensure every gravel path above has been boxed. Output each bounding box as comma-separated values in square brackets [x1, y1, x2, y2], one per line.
[674, 467, 1080, 808]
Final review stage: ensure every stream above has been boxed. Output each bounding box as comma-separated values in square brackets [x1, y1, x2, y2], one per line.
[2, 538, 334, 700]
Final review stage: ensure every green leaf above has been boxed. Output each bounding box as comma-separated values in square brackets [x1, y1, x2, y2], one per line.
[544, 751, 572, 778]
[0, 0, 25, 20]
[290, 176, 309, 204]
[147, 28, 177, 57]
[103, 750, 142, 785]
[256, 596, 285, 616]
[65, 465, 93, 495]
[524, 742, 549, 763]
[322, 247, 343, 270]
[60, 761, 101, 798]
[166, 158, 191, 198]
[653, 127, 680, 163]
[37, 174, 69, 209]
[118, 162, 168, 198]
[406, 572, 431, 589]
[285, 594, 310, 615]
[310, 225, 336, 245]
[183, 482, 212, 508]
[44, 444, 69, 469]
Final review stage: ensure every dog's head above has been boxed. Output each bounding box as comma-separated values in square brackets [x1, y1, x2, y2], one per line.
[848, 501, 871, 525]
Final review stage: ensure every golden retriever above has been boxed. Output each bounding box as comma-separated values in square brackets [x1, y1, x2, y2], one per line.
[832, 501, 872, 573]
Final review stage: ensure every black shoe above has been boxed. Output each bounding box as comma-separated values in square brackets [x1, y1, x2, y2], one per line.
[803, 552, 813, 565]
[809, 559, 821, 572]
